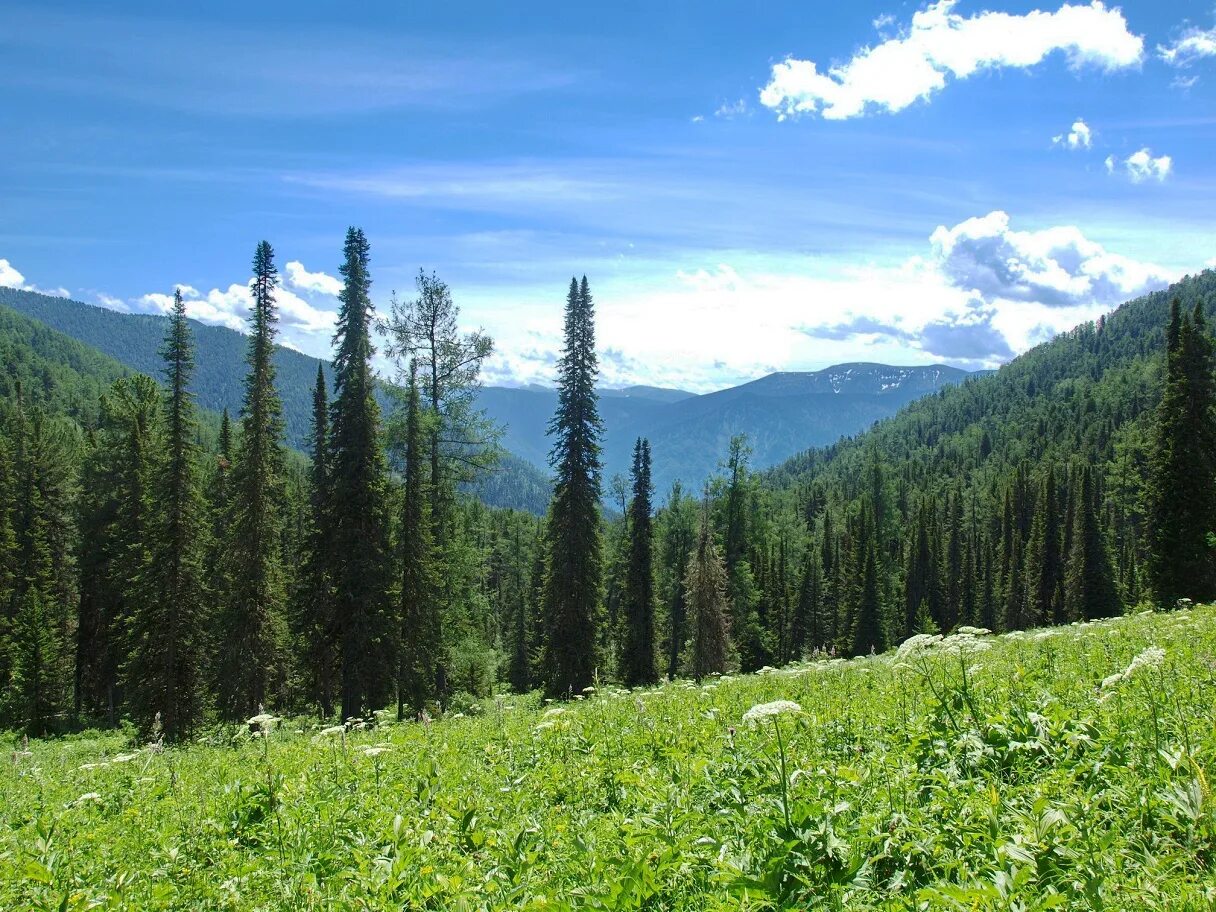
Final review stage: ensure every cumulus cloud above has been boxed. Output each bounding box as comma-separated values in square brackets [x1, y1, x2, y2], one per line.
[1105, 148, 1172, 182]
[0, 259, 27, 289]
[137, 280, 337, 338]
[929, 210, 1170, 309]
[0, 258, 71, 298]
[1158, 26, 1216, 66]
[1052, 119, 1092, 149]
[285, 260, 342, 296]
[759, 0, 1143, 120]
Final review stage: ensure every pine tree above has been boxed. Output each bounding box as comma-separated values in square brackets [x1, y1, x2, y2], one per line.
[398, 363, 439, 718]
[542, 277, 603, 697]
[1065, 465, 1121, 620]
[217, 244, 288, 720]
[1150, 299, 1216, 606]
[126, 289, 209, 738]
[330, 228, 393, 719]
[684, 499, 731, 681]
[620, 438, 657, 686]
[296, 364, 337, 717]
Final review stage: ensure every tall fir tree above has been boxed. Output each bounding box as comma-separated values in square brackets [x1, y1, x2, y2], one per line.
[217, 244, 288, 719]
[620, 438, 657, 686]
[125, 290, 208, 737]
[397, 362, 440, 719]
[296, 364, 337, 716]
[684, 498, 731, 682]
[1065, 465, 1121, 620]
[542, 277, 603, 697]
[850, 510, 887, 656]
[1023, 466, 1065, 627]
[330, 228, 393, 718]
[1150, 299, 1216, 606]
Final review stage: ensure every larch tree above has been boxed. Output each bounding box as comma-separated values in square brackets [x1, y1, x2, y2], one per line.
[329, 227, 393, 719]
[542, 276, 603, 697]
[217, 243, 288, 720]
[620, 437, 657, 687]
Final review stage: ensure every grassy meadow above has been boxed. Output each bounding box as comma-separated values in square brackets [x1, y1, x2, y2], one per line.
[4, 606, 1216, 910]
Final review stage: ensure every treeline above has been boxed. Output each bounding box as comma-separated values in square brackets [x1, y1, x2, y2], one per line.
[1, 236, 1213, 737]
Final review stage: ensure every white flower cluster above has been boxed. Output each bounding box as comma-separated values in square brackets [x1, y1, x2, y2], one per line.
[742, 700, 802, 725]
[897, 628, 993, 659]
[1100, 646, 1166, 696]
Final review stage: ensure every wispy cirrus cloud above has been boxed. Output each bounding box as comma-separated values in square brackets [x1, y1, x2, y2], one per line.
[1158, 25, 1216, 67]
[0, 9, 575, 118]
[760, 0, 1143, 121]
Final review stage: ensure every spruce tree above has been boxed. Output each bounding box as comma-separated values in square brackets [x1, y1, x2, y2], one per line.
[127, 289, 208, 738]
[1024, 466, 1064, 627]
[330, 228, 393, 718]
[217, 244, 288, 720]
[684, 498, 731, 681]
[790, 537, 821, 658]
[620, 438, 657, 686]
[397, 363, 439, 718]
[296, 364, 337, 717]
[1065, 465, 1121, 620]
[1150, 299, 1216, 605]
[903, 499, 940, 640]
[851, 510, 887, 656]
[659, 481, 695, 679]
[542, 277, 603, 697]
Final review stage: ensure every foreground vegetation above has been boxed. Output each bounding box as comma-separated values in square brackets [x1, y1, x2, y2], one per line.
[4, 605, 1214, 910]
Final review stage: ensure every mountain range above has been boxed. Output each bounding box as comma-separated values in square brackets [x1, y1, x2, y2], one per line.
[0, 287, 976, 505]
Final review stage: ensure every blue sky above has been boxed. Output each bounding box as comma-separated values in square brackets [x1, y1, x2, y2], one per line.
[2, 0, 1214, 391]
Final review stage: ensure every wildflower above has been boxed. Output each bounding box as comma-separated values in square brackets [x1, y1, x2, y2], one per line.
[110, 752, 139, 764]
[742, 700, 802, 725]
[319, 725, 346, 737]
[955, 626, 991, 637]
[1100, 646, 1166, 694]
[359, 746, 391, 757]
[896, 633, 942, 658]
[246, 713, 279, 731]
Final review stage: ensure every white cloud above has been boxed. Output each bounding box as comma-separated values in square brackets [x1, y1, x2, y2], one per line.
[1106, 147, 1172, 183]
[0, 258, 70, 298]
[1158, 26, 1216, 66]
[928, 210, 1170, 310]
[0, 259, 27, 289]
[1052, 118, 1092, 149]
[285, 260, 342, 296]
[136, 278, 337, 339]
[759, 0, 1143, 120]
[714, 99, 749, 119]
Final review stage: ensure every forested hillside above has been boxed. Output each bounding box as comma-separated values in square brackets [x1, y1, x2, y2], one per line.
[1, 231, 1212, 746]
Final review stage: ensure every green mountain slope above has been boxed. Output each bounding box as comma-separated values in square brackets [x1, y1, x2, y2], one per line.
[768, 272, 1214, 496]
[1, 289, 976, 499]
[0, 287, 325, 449]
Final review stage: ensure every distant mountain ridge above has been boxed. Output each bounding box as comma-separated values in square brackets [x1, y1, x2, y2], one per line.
[0, 287, 978, 500]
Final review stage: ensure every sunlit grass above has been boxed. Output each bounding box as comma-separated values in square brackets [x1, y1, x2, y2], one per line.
[4, 607, 1216, 909]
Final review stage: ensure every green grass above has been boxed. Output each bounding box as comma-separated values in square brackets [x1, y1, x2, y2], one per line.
[4, 608, 1216, 910]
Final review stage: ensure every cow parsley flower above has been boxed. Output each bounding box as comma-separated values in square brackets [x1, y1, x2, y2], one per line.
[742, 700, 802, 725]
